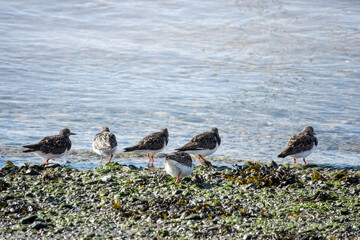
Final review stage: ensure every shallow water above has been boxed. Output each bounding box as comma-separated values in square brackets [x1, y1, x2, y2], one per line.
[0, 0, 360, 169]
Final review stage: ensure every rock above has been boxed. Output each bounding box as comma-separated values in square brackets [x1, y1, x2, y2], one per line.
[86, 233, 95, 238]
[0, 179, 9, 191]
[184, 214, 201, 220]
[246, 183, 257, 190]
[158, 229, 170, 237]
[61, 203, 73, 209]
[255, 202, 264, 209]
[45, 164, 61, 169]
[243, 233, 252, 240]
[101, 174, 112, 182]
[127, 165, 138, 170]
[173, 190, 182, 195]
[24, 169, 40, 175]
[20, 215, 37, 224]
[270, 161, 278, 168]
[25, 192, 35, 198]
[30, 221, 47, 230]
[180, 212, 187, 219]
[214, 166, 231, 171]
[192, 174, 204, 184]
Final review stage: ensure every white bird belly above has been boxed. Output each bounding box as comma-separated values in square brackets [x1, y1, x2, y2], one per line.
[187, 143, 219, 157]
[34, 149, 68, 159]
[93, 144, 117, 156]
[165, 160, 194, 179]
[291, 143, 316, 159]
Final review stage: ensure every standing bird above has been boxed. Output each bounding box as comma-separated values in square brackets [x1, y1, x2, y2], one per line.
[92, 127, 118, 164]
[165, 152, 194, 184]
[277, 126, 318, 164]
[123, 128, 169, 168]
[22, 128, 75, 167]
[176, 127, 221, 165]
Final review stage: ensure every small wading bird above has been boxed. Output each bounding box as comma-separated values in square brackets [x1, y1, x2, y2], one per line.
[22, 128, 76, 167]
[176, 127, 221, 166]
[278, 126, 318, 164]
[92, 127, 118, 164]
[165, 152, 194, 184]
[123, 128, 168, 168]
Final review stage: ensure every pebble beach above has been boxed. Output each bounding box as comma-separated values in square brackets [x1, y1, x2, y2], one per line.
[1, 160, 359, 239]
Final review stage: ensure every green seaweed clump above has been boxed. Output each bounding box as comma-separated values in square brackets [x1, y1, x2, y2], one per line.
[312, 170, 325, 181]
[223, 161, 301, 188]
[332, 170, 359, 184]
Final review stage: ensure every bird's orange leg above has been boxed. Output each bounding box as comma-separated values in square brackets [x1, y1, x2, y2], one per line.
[108, 155, 114, 163]
[293, 158, 297, 164]
[151, 155, 155, 167]
[199, 155, 210, 163]
[147, 154, 152, 168]
[303, 158, 307, 165]
[175, 173, 180, 184]
[100, 156, 103, 165]
[198, 157, 202, 164]
[46, 159, 54, 167]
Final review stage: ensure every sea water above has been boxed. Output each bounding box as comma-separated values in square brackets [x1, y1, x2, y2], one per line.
[0, 0, 359, 169]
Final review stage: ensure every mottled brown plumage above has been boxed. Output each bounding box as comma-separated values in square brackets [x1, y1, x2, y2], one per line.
[93, 127, 117, 164]
[165, 152, 194, 184]
[278, 126, 318, 164]
[176, 127, 221, 151]
[176, 127, 221, 165]
[166, 152, 193, 168]
[23, 128, 76, 166]
[124, 128, 169, 168]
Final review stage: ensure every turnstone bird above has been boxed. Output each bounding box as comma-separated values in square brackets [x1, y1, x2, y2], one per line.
[277, 126, 318, 164]
[176, 127, 221, 165]
[165, 152, 194, 184]
[22, 128, 75, 166]
[123, 128, 168, 168]
[92, 127, 118, 164]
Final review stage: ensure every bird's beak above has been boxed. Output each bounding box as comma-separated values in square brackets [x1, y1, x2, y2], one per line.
[71, 133, 76, 135]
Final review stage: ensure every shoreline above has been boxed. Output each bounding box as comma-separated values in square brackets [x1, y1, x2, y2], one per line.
[0, 161, 359, 239]
[1, 152, 360, 171]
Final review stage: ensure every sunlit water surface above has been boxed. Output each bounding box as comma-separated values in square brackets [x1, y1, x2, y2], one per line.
[1, 0, 359, 169]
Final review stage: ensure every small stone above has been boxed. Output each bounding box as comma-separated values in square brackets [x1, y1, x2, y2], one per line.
[243, 233, 252, 240]
[255, 202, 264, 209]
[0, 179, 9, 191]
[21, 215, 37, 224]
[24, 169, 40, 175]
[61, 203, 73, 209]
[180, 212, 186, 219]
[173, 190, 182, 195]
[191, 174, 204, 184]
[246, 183, 257, 190]
[101, 174, 112, 182]
[127, 165, 138, 170]
[340, 209, 350, 215]
[30, 221, 47, 230]
[270, 161, 278, 168]
[86, 233, 95, 238]
[184, 214, 201, 220]
[25, 192, 35, 198]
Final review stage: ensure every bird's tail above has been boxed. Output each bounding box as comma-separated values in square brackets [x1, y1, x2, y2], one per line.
[22, 144, 41, 153]
[175, 148, 186, 152]
[123, 146, 138, 152]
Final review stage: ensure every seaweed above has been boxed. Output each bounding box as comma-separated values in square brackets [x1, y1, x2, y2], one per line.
[223, 161, 302, 188]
